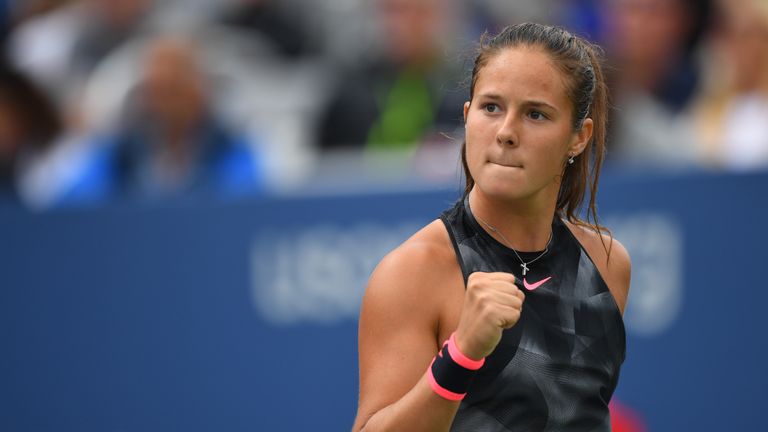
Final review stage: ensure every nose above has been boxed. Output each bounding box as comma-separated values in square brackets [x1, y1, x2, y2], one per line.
[496, 113, 519, 147]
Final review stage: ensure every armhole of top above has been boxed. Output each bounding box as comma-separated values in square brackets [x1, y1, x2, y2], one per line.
[560, 218, 627, 360]
[439, 215, 470, 288]
[558, 216, 620, 292]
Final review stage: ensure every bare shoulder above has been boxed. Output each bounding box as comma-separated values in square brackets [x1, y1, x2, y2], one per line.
[564, 220, 631, 314]
[364, 218, 461, 320]
[355, 219, 462, 427]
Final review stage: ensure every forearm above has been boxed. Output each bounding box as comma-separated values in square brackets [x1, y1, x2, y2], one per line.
[356, 373, 460, 432]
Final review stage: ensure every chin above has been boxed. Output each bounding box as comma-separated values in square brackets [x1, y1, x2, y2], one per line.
[475, 172, 560, 204]
[475, 179, 531, 202]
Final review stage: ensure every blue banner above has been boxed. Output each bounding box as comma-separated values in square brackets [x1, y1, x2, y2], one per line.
[1, 170, 766, 431]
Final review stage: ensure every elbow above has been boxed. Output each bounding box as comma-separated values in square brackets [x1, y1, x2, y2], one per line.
[353, 411, 377, 432]
[354, 419, 371, 432]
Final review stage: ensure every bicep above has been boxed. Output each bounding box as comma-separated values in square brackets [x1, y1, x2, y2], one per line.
[355, 253, 442, 427]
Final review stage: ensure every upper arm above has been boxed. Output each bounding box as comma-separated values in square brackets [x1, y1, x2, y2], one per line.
[354, 237, 458, 429]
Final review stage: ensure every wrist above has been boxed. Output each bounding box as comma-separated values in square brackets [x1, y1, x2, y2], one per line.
[447, 332, 486, 369]
[453, 331, 485, 362]
[427, 332, 486, 401]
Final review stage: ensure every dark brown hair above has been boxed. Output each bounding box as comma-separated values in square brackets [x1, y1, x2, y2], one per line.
[461, 23, 610, 244]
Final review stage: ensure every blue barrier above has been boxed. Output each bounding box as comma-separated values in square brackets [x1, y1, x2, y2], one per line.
[1, 170, 766, 431]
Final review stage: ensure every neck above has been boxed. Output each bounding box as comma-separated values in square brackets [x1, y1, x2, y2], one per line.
[468, 187, 557, 252]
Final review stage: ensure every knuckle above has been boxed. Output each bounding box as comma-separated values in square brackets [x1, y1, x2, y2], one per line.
[471, 291, 483, 305]
[508, 311, 520, 324]
[469, 271, 486, 283]
[503, 312, 519, 328]
[468, 276, 487, 290]
[479, 301, 495, 318]
[467, 282, 483, 297]
[475, 290, 491, 304]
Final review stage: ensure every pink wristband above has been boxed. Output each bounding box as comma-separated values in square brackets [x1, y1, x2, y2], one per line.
[426, 333, 486, 401]
[427, 359, 466, 401]
[447, 332, 485, 370]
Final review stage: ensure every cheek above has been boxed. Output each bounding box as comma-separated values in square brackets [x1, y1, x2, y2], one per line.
[464, 118, 490, 165]
[465, 141, 485, 175]
[524, 128, 572, 171]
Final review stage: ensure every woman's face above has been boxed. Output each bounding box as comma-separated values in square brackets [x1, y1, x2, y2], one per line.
[464, 46, 592, 203]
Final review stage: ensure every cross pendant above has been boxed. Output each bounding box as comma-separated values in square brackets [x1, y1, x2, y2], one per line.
[521, 263, 529, 276]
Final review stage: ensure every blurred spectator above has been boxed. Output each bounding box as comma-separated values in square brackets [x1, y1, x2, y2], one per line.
[601, 0, 706, 168]
[5, 0, 64, 23]
[468, 0, 563, 35]
[0, 0, 11, 46]
[689, 0, 768, 170]
[218, 0, 316, 59]
[316, 0, 466, 155]
[559, 0, 605, 41]
[0, 63, 62, 202]
[71, 35, 264, 201]
[0, 0, 62, 47]
[7, 0, 151, 108]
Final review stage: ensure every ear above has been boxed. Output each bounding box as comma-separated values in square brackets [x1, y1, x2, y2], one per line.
[463, 101, 470, 124]
[568, 118, 593, 157]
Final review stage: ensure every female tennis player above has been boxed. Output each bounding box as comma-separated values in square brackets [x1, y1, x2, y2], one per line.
[354, 23, 630, 431]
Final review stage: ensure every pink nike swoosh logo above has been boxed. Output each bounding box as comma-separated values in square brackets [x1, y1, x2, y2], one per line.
[523, 276, 552, 291]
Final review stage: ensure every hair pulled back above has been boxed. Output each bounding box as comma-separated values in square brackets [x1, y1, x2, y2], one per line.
[461, 22, 610, 237]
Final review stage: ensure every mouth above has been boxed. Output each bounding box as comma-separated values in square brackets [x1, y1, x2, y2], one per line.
[490, 161, 523, 169]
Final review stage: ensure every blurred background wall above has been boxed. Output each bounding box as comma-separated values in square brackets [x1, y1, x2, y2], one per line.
[1, 0, 767, 430]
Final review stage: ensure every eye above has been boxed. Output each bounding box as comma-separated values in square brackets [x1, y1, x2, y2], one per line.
[528, 110, 547, 121]
[483, 103, 500, 113]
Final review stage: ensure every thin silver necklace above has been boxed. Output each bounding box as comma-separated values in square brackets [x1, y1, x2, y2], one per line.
[473, 212, 553, 277]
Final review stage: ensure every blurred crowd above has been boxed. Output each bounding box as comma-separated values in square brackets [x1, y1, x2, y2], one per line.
[0, 0, 766, 209]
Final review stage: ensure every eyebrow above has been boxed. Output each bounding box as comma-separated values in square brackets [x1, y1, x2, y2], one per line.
[525, 100, 559, 112]
[476, 93, 559, 112]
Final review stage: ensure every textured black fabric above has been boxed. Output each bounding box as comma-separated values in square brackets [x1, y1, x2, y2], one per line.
[439, 198, 626, 432]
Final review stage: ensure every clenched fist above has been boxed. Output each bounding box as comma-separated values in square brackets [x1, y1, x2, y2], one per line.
[454, 272, 525, 360]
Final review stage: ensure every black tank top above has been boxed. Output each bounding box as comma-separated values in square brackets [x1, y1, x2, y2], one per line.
[440, 198, 625, 432]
